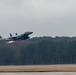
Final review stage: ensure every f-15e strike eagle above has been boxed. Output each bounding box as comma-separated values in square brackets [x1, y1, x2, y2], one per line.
[7, 32, 33, 41]
[0, 32, 33, 44]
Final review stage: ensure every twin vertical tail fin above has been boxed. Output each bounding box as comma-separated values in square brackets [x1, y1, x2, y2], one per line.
[10, 33, 12, 37]
[15, 33, 18, 36]
[10, 33, 18, 37]
[0, 35, 2, 39]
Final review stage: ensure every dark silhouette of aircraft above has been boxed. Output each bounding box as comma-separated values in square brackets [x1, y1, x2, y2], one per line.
[7, 31, 33, 41]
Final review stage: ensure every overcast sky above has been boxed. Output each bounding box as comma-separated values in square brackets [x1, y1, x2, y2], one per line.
[0, 0, 76, 38]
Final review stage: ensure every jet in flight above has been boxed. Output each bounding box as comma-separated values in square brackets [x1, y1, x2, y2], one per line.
[7, 31, 33, 41]
[0, 31, 33, 44]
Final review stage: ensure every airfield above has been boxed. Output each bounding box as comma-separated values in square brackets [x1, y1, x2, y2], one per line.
[0, 64, 76, 72]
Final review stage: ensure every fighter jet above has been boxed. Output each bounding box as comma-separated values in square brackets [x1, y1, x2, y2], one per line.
[0, 32, 33, 44]
[7, 32, 33, 41]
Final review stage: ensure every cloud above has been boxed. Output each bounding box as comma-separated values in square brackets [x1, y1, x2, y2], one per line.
[0, 0, 25, 7]
[0, 0, 76, 37]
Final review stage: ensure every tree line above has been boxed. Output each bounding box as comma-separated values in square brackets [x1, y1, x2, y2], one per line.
[0, 36, 76, 65]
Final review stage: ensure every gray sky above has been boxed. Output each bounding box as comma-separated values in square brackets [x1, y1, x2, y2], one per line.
[0, 0, 76, 38]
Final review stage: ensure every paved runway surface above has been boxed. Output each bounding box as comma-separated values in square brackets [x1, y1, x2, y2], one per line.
[0, 64, 76, 68]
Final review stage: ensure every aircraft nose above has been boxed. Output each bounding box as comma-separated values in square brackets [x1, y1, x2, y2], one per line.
[29, 32, 33, 35]
[30, 32, 33, 34]
[25, 31, 33, 35]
